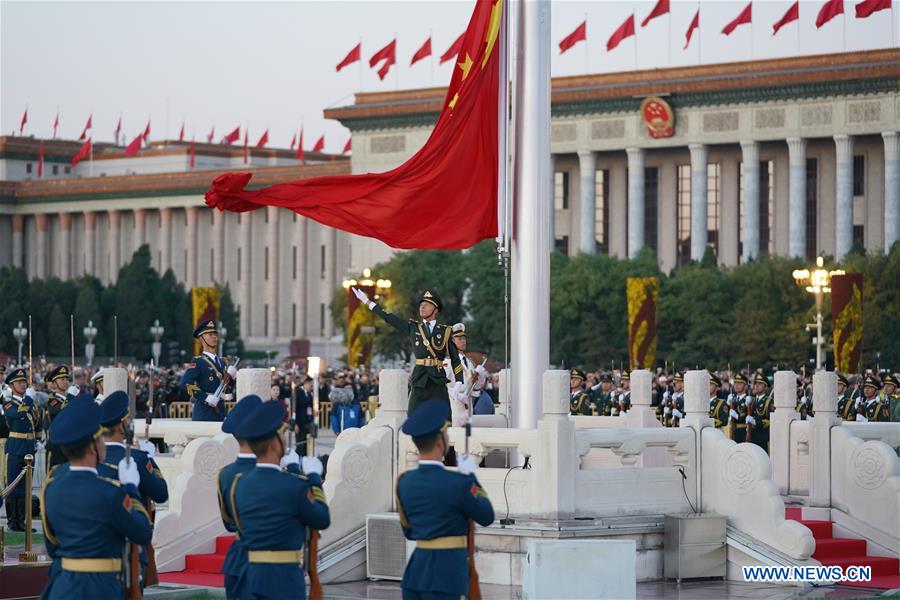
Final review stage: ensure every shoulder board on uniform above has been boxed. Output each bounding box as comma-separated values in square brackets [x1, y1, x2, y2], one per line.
[98, 475, 123, 488]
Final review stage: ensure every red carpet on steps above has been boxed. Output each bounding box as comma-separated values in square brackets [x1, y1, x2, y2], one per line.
[157, 535, 234, 588]
[786, 507, 900, 591]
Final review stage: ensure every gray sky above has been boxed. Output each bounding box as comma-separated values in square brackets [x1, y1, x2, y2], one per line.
[2, 1, 897, 153]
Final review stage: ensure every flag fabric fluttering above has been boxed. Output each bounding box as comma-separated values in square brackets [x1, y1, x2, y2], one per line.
[773, 1, 800, 34]
[53, 113, 59, 139]
[607, 14, 636, 51]
[114, 117, 122, 145]
[685, 9, 700, 48]
[189, 139, 196, 170]
[855, 0, 890, 18]
[142, 120, 151, 142]
[641, 0, 670, 27]
[71, 137, 92, 167]
[411, 36, 432, 65]
[440, 33, 464, 63]
[343, 137, 352, 154]
[296, 129, 305, 163]
[207, 125, 216, 144]
[243, 130, 249, 164]
[290, 133, 297, 150]
[722, 2, 752, 35]
[79, 114, 92, 140]
[816, 0, 844, 27]
[38, 142, 44, 178]
[123, 134, 143, 157]
[559, 21, 586, 54]
[179, 122, 185, 142]
[312, 135, 325, 153]
[257, 130, 269, 148]
[19, 109, 27, 135]
[205, 0, 501, 250]
[223, 125, 241, 145]
[336, 43, 362, 72]
[370, 39, 397, 80]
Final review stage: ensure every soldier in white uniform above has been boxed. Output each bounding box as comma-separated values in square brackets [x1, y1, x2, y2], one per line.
[443, 324, 487, 427]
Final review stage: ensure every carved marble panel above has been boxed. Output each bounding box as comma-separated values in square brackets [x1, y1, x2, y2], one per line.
[702, 111, 739, 132]
[591, 120, 626, 140]
[369, 135, 406, 154]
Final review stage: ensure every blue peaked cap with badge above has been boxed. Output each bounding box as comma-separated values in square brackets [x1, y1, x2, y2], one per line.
[222, 394, 264, 435]
[50, 396, 105, 446]
[5, 368, 27, 385]
[401, 398, 450, 439]
[234, 400, 287, 442]
[193, 319, 218, 338]
[100, 391, 130, 427]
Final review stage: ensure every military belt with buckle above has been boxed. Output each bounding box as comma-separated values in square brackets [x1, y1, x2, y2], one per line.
[414, 358, 443, 367]
[61, 557, 122, 572]
[415, 535, 467, 549]
[247, 549, 304, 564]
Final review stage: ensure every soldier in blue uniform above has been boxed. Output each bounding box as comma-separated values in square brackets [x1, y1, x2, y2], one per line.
[3, 368, 38, 531]
[181, 320, 238, 422]
[44, 365, 79, 472]
[41, 396, 153, 600]
[230, 400, 330, 600]
[217, 394, 263, 599]
[396, 398, 495, 600]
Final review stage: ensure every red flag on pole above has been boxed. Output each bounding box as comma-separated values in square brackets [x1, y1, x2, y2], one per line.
[189, 138, 196, 170]
[223, 125, 241, 145]
[207, 125, 216, 143]
[179, 122, 185, 142]
[369, 39, 396, 80]
[411, 36, 432, 65]
[641, 0, 670, 27]
[53, 113, 59, 139]
[256, 129, 269, 148]
[205, 0, 501, 250]
[243, 130, 249, 164]
[123, 134, 143, 157]
[722, 2, 752, 35]
[142, 120, 151, 141]
[19, 109, 27, 134]
[71, 137, 91, 167]
[38, 142, 44, 178]
[311, 135, 325, 153]
[559, 21, 587, 54]
[290, 133, 297, 150]
[855, 0, 890, 18]
[607, 14, 636, 51]
[79, 114, 92, 140]
[773, 1, 800, 34]
[343, 137, 352, 154]
[440, 33, 464, 63]
[114, 117, 122, 145]
[816, 0, 844, 27]
[685, 9, 700, 48]
[336, 42, 362, 72]
[296, 129, 305, 163]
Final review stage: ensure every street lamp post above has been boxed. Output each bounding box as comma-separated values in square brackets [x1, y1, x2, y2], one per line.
[12, 321, 27, 365]
[792, 257, 845, 371]
[218, 321, 227, 356]
[150, 320, 165, 365]
[83, 320, 98, 367]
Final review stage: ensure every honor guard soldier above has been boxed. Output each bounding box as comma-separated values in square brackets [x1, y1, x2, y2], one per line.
[795, 378, 813, 420]
[217, 394, 263, 599]
[90, 370, 105, 404]
[444, 324, 488, 427]
[836, 373, 856, 421]
[41, 396, 152, 600]
[569, 369, 591, 415]
[857, 374, 890, 422]
[728, 372, 751, 440]
[3, 368, 38, 531]
[882, 373, 900, 422]
[229, 400, 330, 600]
[669, 372, 685, 427]
[396, 399, 495, 600]
[44, 365, 78, 472]
[181, 320, 238, 422]
[613, 372, 631, 416]
[352, 287, 464, 413]
[708, 373, 729, 430]
[590, 373, 614, 416]
[747, 372, 774, 452]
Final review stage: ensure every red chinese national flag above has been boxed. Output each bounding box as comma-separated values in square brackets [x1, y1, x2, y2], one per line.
[855, 0, 890, 18]
[179, 122, 185, 142]
[53, 113, 59, 138]
[773, 1, 799, 35]
[290, 133, 296, 150]
[79, 114, 92, 140]
[296, 129, 305, 162]
[440, 33, 464, 63]
[142, 120, 151, 141]
[19, 109, 27, 134]
[223, 125, 241, 145]
[411, 36, 432, 65]
[38, 142, 43, 177]
[243, 130, 249, 164]
[207, 125, 215, 143]
[311, 135, 324, 153]
[685, 9, 700, 48]
[607, 14, 635, 51]
[123, 133, 143, 156]
[256, 129, 269, 148]
[205, 0, 501, 250]
[369, 39, 396, 80]
[559, 21, 586, 54]
[343, 137, 352, 154]
[71, 137, 91, 167]
[816, 0, 844, 27]
[722, 2, 752, 35]
[641, 0, 670, 27]
[114, 117, 122, 144]
[336, 43, 361, 72]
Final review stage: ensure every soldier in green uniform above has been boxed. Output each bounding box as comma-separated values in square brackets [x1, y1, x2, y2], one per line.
[728, 372, 751, 441]
[44, 365, 78, 472]
[569, 369, 591, 416]
[836, 373, 856, 421]
[884, 373, 900, 423]
[613, 372, 631, 416]
[590, 373, 614, 416]
[353, 287, 464, 414]
[795, 377, 813, 421]
[747, 371, 773, 452]
[708, 373, 729, 430]
[858, 374, 890, 422]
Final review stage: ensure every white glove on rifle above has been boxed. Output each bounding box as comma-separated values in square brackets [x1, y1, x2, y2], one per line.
[729, 409, 739, 420]
[663, 407, 671, 415]
[226, 365, 238, 379]
[280, 449, 301, 469]
[475, 364, 488, 378]
[139, 440, 156, 457]
[457, 454, 478, 476]
[352, 287, 374, 309]
[672, 409, 683, 419]
[118, 458, 141, 488]
[25, 386, 36, 399]
[67, 385, 80, 397]
[746, 416, 757, 426]
[36, 440, 45, 451]
[855, 413, 868, 422]
[206, 394, 221, 408]
[301, 456, 324, 476]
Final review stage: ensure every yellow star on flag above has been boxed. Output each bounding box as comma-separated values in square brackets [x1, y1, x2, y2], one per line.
[449, 93, 460, 110]
[482, 0, 503, 68]
[457, 53, 473, 81]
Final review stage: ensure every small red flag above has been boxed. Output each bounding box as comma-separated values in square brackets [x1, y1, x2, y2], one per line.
[256, 129, 269, 148]
[19, 109, 27, 134]
[243, 130, 249, 164]
[79, 114, 92, 140]
[71, 137, 91, 167]
[816, 0, 844, 27]
[296, 128, 305, 163]
[722, 2, 752, 35]
[179, 122, 185, 142]
[53, 113, 59, 139]
[773, 1, 800, 34]
[223, 125, 241, 145]
[411, 36, 432, 66]
[38, 142, 43, 178]
[123, 133, 143, 156]
[312, 135, 324, 153]
[290, 133, 296, 150]
[114, 117, 122, 144]
[641, 0, 670, 27]
[343, 137, 352, 154]
[207, 125, 215, 143]
[189, 138, 196, 170]
[559, 21, 587, 54]
[336, 42, 362, 72]
[142, 120, 151, 141]
[855, 0, 890, 18]
[370, 39, 396, 80]
[440, 33, 464, 63]
[685, 9, 700, 48]
[607, 14, 636, 51]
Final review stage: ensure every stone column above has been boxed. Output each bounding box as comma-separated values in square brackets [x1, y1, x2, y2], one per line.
[133, 208, 146, 253]
[538, 370, 576, 519]
[236, 368, 271, 401]
[834, 135, 854, 261]
[682, 370, 713, 510]
[35, 213, 48, 279]
[294, 218, 307, 337]
[239, 212, 252, 337]
[159, 208, 172, 275]
[84, 210, 96, 275]
[266, 206, 279, 341]
[809, 371, 838, 507]
[213, 209, 226, 283]
[787, 138, 807, 258]
[626, 147, 645, 258]
[322, 228, 336, 337]
[58, 213, 71, 280]
[771, 371, 798, 495]
[883, 131, 899, 250]
[578, 150, 597, 254]
[185, 206, 198, 288]
[609, 162, 628, 258]
[103, 368, 129, 394]
[625, 369, 656, 428]
[11, 214, 24, 269]
[108, 209, 121, 283]
[689, 144, 708, 261]
[740, 141, 760, 262]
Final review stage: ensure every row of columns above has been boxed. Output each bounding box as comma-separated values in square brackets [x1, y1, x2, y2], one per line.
[570, 132, 899, 262]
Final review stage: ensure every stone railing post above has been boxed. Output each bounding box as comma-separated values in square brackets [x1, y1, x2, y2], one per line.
[809, 371, 838, 507]
[498, 368, 511, 419]
[538, 370, 575, 520]
[103, 368, 129, 395]
[682, 370, 712, 510]
[370, 370, 411, 477]
[626, 369, 655, 428]
[771, 371, 799, 494]
[236, 368, 271, 401]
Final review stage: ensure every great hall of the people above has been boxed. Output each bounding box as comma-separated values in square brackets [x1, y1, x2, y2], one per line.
[1, 49, 897, 358]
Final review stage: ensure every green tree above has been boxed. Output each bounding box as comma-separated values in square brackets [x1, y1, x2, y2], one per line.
[462, 240, 506, 358]
[0, 267, 30, 356]
[73, 277, 105, 356]
[219, 284, 244, 356]
[47, 304, 69, 357]
[114, 245, 162, 359]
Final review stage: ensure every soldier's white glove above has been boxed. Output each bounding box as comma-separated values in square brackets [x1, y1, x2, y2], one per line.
[139, 440, 156, 457]
[226, 365, 238, 379]
[664, 407, 671, 415]
[280, 449, 301, 469]
[352, 287, 373, 309]
[36, 440, 45, 451]
[855, 413, 868, 422]
[855, 398, 863, 408]
[729, 409, 739, 420]
[118, 458, 141, 488]
[475, 364, 488, 378]
[745, 397, 753, 407]
[67, 385, 80, 396]
[301, 455, 324, 476]
[457, 454, 478, 475]
[25, 386, 36, 399]
[746, 416, 757, 426]
[672, 409, 683, 419]
[205, 394, 221, 408]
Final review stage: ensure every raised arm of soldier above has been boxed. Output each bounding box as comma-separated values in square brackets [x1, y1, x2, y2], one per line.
[352, 287, 410, 333]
